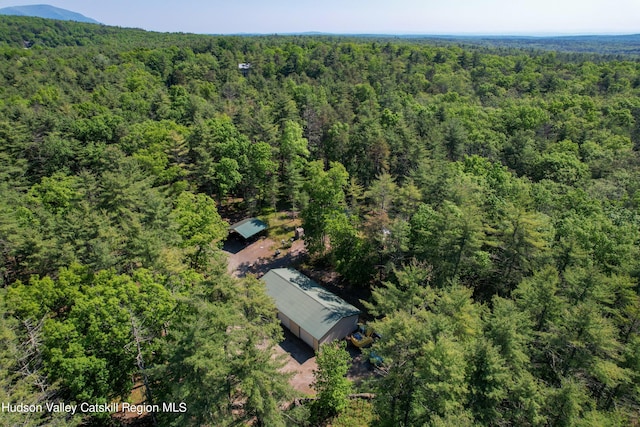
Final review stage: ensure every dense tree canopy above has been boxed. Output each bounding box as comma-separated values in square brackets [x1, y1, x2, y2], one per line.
[1, 16, 639, 425]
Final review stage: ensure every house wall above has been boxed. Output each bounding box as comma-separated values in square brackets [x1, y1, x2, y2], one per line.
[299, 328, 316, 350]
[276, 307, 359, 352]
[319, 315, 359, 347]
[278, 312, 291, 331]
[289, 319, 301, 337]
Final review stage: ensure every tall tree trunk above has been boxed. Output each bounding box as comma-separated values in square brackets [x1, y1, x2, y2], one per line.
[130, 314, 158, 427]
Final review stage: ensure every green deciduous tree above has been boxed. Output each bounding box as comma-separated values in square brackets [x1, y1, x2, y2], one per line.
[170, 191, 228, 270]
[311, 341, 352, 421]
[6, 264, 175, 407]
[301, 160, 349, 256]
[0, 289, 83, 427]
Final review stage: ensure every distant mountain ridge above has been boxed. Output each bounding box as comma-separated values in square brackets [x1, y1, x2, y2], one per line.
[0, 4, 99, 24]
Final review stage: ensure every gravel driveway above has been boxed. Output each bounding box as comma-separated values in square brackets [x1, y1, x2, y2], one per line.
[224, 236, 306, 278]
[223, 234, 371, 396]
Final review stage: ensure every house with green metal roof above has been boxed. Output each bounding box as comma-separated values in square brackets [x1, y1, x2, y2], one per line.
[261, 268, 360, 351]
[229, 218, 268, 240]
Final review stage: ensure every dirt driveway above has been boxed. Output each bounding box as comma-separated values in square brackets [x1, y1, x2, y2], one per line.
[224, 236, 306, 278]
[273, 329, 317, 395]
[224, 235, 316, 394]
[223, 233, 373, 396]
[271, 330, 374, 396]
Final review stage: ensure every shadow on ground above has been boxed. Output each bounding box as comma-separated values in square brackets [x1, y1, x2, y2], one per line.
[234, 246, 306, 278]
[222, 235, 246, 255]
[345, 342, 376, 387]
[279, 328, 315, 364]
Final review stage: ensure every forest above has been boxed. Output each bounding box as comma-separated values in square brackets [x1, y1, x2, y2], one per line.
[1, 15, 640, 426]
[411, 34, 640, 58]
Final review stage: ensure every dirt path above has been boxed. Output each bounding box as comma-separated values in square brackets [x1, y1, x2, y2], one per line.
[224, 235, 316, 395]
[224, 237, 306, 278]
[273, 329, 317, 395]
[223, 232, 373, 396]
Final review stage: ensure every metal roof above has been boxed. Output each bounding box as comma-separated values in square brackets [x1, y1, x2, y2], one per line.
[261, 268, 360, 340]
[229, 218, 267, 239]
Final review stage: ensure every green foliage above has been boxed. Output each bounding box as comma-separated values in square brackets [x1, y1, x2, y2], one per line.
[0, 290, 83, 426]
[1, 17, 640, 426]
[320, 399, 377, 427]
[7, 264, 175, 404]
[371, 306, 471, 426]
[154, 274, 291, 427]
[171, 191, 228, 270]
[312, 341, 352, 421]
[301, 160, 349, 255]
[363, 260, 434, 316]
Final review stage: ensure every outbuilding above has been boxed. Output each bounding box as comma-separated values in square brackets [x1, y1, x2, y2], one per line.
[261, 268, 360, 351]
[228, 217, 268, 241]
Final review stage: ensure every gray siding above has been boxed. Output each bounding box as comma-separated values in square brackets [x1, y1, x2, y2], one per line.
[300, 328, 315, 350]
[278, 312, 291, 330]
[319, 315, 359, 346]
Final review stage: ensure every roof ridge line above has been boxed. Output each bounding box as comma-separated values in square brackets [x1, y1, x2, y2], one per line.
[267, 268, 358, 312]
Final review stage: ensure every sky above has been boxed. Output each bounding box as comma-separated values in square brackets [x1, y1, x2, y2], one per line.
[1, 0, 639, 36]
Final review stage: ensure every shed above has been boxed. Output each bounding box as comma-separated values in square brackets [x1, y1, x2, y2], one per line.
[261, 268, 360, 351]
[229, 218, 267, 240]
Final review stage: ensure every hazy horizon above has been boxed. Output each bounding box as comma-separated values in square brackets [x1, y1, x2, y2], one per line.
[0, 0, 639, 36]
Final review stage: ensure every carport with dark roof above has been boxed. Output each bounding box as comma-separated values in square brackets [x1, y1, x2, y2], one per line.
[229, 217, 268, 240]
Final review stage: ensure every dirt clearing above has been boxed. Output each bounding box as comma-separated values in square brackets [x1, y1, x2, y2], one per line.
[222, 220, 373, 397]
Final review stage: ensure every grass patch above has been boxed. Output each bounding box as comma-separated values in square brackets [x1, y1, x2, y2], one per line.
[260, 210, 302, 249]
